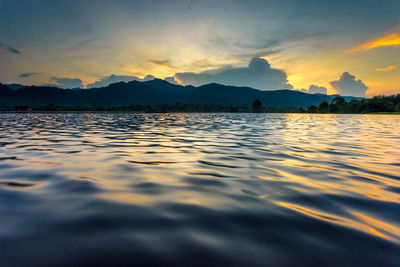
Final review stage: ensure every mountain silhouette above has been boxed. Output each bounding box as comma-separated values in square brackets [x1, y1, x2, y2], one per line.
[5, 83, 25, 90]
[0, 79, 357, 108]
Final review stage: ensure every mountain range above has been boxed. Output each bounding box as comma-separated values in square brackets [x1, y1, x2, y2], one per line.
[0, 79, 363, 108]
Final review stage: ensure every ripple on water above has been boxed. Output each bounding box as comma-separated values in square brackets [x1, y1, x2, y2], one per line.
[198, 160, 241, 169]
[0, 180, 36, 188]
[0, 113, 399, 266]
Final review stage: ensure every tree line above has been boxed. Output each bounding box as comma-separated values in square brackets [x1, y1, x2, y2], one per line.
[10, 102, 295, 113]
[7, 94, 400, 114]
[303, 94, 400, 114]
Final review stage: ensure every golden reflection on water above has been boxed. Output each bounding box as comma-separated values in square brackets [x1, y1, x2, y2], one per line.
[276, 201, 400, 243]
[275, 201, 343, 222]
[1, 113, 400, 249]
[351, 211, 400, 243]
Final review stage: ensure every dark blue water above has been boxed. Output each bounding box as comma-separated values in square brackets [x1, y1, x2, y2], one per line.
[0, 113, 399, 266]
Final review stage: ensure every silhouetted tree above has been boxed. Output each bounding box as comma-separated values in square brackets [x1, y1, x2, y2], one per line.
[252, 99, 263, 113]
[332, 96, 346, 105]
[318, 101, 329, 113]
[347, 99, 361, 113]
[329, 96, 346, 113]
[307, 105, 317, 113]
[366, 95, 395, 112]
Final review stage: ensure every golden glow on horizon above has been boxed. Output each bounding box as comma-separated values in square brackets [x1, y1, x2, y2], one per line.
[5, 31, 399, 96]
[348, 32, 400, 52]
[269, 45, 400, 97]
[1, 0, 400, 98]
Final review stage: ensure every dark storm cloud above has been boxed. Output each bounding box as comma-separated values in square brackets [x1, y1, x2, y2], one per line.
[330, 72, 368, 97]
[49, 77, 83, 89]
[0, 42, 21, 54]
[175, 57, 293, 90]
[19, 73, 39, 78]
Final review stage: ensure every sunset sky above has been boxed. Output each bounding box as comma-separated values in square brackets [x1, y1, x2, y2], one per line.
[1, 0, 399, 96]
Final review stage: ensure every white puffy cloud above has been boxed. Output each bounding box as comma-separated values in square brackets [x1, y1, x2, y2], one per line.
[308, 85, 327, 94]
[330, 72, 368, 97]
[174, 57, 293, 90]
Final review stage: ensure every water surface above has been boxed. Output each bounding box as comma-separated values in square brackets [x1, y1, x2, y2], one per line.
[0, 113, 399, 266]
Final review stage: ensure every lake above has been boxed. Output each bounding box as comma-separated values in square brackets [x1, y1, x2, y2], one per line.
[0, 113, 399, 266]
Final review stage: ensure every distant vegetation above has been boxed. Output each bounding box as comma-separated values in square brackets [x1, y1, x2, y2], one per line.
[12, 102, 299, 113]
[10, 96, 400, 114]
[304, 95, 400, 114]
[251, 99, 263, 113]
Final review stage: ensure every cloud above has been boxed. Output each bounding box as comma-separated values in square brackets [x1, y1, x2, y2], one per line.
[0, 42, 21, 54]
[87, 74, 140, 88]
[164, 76, 179, 85]
[141, 75, 156, 81]
[174, 57, 293, 90]
[19, 72, 39, 78]
[86, 74, 156, 88]
[308, 85, 327, 94]
[347, 32, 400, 52]
[49, 77, 83, 89]
[293, 85, 327, 94]
[297, 88, 308, 93]
[149, 59, 171, 67]
[375, 65, 397, 72]
[330, 72, 368, 97]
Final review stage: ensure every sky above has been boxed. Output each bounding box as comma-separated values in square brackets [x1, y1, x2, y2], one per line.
[0, 0, 400, 97]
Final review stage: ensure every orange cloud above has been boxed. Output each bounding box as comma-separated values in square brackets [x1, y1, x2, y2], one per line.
[173, 74, 185, 85]
[375, 65, 397, 72]
[348, 32, 400, 52]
